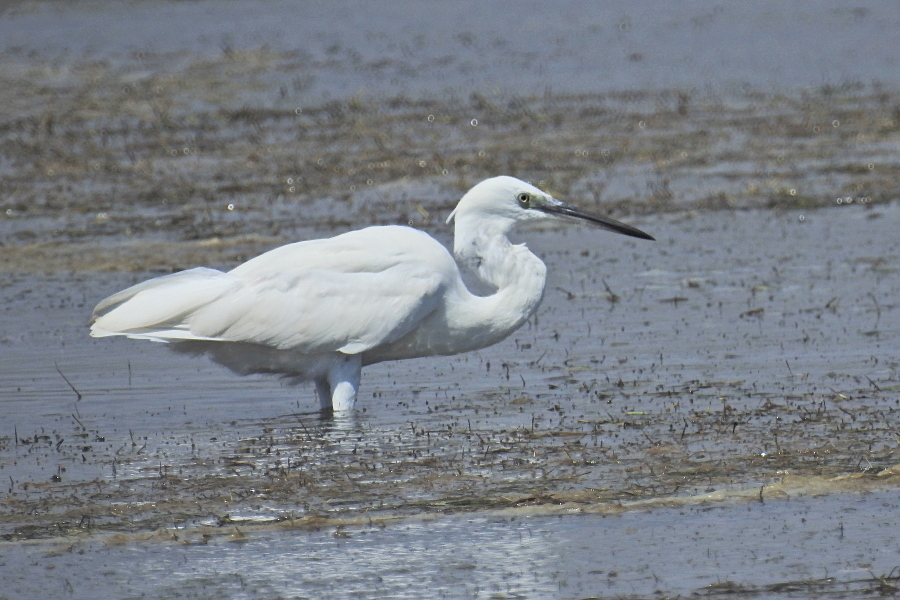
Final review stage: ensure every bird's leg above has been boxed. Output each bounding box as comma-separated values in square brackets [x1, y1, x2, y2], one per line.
[314, 379, 332, 411]
[327, 354, 362, 412]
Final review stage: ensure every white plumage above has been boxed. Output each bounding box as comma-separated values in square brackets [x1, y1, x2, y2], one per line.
[91, 176, 653, 411]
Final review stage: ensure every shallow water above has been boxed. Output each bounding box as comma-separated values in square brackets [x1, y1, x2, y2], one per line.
[3, 1, 900, 97]
[3, 490, 899, 599]
[2, 185, 900, 600]
[2, 1, 900, 598]
[2, 205, 898, 551]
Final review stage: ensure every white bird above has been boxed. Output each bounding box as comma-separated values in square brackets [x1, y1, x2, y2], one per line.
[90, 176, 653, 412]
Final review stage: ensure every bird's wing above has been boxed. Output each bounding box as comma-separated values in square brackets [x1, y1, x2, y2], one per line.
[90, 267, 235, 341]
[91, 226, 454, 355]
[188, 262, 445, 353]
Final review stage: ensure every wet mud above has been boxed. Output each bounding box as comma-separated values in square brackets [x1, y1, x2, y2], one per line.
[1, 204, 898, 598]
[1, 1, 900, 598]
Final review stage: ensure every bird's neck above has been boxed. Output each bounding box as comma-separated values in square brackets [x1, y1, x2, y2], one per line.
[454, 217, 517, 287]
[452, 216, 547, 339]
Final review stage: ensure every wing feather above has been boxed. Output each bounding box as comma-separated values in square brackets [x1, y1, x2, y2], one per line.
[90, 226, 455, 355]
[191, 264, 445, 353]
[90, 267, 234, 340]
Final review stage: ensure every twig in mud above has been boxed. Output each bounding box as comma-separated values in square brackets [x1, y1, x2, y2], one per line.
[869, 570, 900, 595]
[293, 414, 314, 441]
[868, 292, 881, 330]
[784, 360, 793, 377]
[836, 404, 856, 421]
[865, 375, 881, 392]
[55, 362, 82, 401]
[602, 279, 620, 304]
[72, 413, 86, 431]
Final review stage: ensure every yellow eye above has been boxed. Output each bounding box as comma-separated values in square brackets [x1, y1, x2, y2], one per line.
[517, 192, 530, 206]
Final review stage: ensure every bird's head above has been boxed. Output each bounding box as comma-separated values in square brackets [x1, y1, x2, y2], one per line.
[447, 176, 654, 241]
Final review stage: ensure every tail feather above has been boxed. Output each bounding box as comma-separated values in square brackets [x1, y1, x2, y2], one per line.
[90, 267, 234, 342]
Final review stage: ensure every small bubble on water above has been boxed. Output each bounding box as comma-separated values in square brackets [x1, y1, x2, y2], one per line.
[350, 185, 356, 191]
[295, 108, 303, 114]
[408, 220, 414, 226]
[442, 169, 449, 175]
[798, 215, 805, 222]
[418, 160, 427, 167]
[287, 177, 294, 184]
[638, 120, 646, 129]
[227, 204, 235, 211]
[289, 186, 295, 193]
[832, 120, 840, 127]
[470, 119, 478, 126]
[5, 209, 12, 216]
[367, 179, 373, 185]
[478, 151, 485, 157]
[868, 163, 874, 170]
[789, 189, 797, 196]
[427, 114, 435, 122]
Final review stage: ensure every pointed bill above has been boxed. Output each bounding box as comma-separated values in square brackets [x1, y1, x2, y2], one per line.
[535, 198, 655, 241]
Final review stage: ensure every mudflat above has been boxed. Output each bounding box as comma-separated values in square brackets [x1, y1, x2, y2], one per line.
[1, 2, 899, 598]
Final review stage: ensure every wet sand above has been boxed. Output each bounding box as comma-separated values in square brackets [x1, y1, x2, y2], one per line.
[1, 1, 899, 598]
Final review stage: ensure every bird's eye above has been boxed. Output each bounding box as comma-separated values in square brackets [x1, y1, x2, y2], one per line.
[517, 192, 531, 206]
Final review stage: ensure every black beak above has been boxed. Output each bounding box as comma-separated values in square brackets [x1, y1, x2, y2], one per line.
[537, 201, 655, 241]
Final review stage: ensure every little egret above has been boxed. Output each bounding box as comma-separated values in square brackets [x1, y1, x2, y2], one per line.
[90, 176, 653, 412]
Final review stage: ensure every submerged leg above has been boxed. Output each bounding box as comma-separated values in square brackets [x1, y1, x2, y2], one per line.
[314, 379, 332, 411]
[327, 354, 362, 412]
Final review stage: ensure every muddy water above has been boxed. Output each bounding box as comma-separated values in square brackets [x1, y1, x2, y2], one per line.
[2, 205, 899, 598]
[2, 1, 900, 598]
[2, 491, 899, 599]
